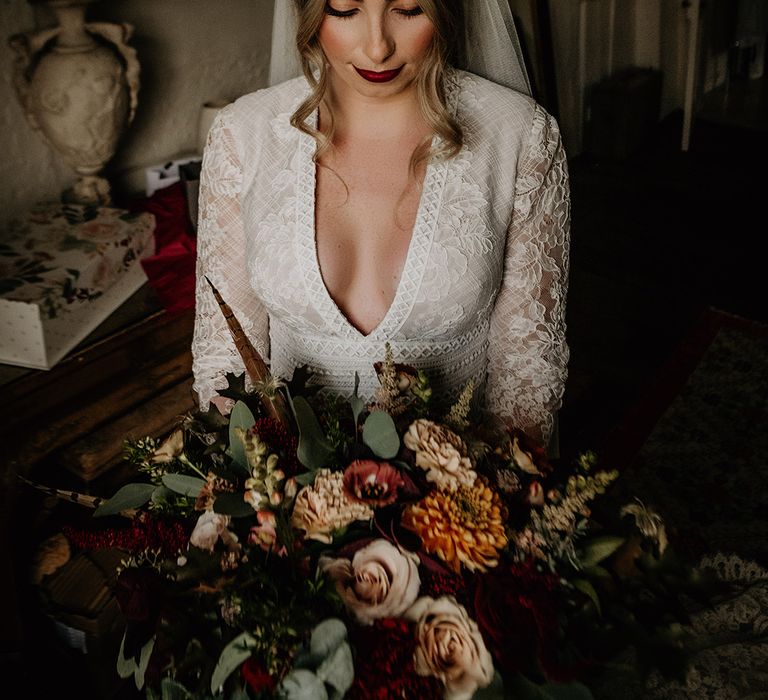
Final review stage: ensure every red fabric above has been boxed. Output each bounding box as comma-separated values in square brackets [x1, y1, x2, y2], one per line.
[130, 182, 197, 315]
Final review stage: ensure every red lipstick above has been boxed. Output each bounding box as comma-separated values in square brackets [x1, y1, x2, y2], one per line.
[355, 66, 404, 83]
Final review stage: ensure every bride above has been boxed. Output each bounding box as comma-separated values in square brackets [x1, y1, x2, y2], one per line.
[191, 0, 570, 449]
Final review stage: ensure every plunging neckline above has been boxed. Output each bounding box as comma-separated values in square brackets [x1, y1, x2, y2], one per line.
[295, 118, 450, 342]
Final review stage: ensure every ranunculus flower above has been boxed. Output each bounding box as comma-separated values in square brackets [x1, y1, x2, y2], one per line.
[189, 511, 240, 552]
[320, 539, 421, 625]
[405, 595, 494, 700]
[403, 419, 476, 491]
[342, 460, 405, 507]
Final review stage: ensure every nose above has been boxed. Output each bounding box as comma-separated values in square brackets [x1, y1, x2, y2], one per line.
[364, 14, 395, 66]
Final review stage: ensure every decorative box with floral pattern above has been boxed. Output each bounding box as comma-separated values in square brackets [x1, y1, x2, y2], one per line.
[0, 203, 155, 369]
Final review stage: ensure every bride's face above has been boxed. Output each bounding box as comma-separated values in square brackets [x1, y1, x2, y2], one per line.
[318, 0, 435, 98]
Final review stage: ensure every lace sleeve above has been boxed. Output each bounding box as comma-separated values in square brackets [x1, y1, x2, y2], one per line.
[484, 104, 571, 446]
[191, 107, 270, 410]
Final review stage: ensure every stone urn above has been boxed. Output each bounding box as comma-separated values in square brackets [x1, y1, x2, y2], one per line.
[9, 0, 140, 205]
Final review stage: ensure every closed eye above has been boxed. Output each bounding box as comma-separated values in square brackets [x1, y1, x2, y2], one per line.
[396, 6, 424, 17]
[324, 5, 358, 18]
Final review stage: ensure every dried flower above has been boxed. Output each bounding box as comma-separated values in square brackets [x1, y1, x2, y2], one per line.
[403, 477, 508, 573]
[248, 510, 287, 556]
[189, 511, 240, 554]
[195, 472, 236, 512]
[320, 539, 421, 625]
[342, 460, 405, 507]
[405, 595, 494, 700]
[444, 381, 475, 432]
[236, 427, 285, 510]
[621, 500, 668, 555]
[403, 419, 476, 491]
[151, 429, 184, 463]
[290, 469, 374, 544]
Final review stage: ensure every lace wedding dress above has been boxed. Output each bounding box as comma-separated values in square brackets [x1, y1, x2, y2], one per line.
[591, 553, 768, 700]
[191, 68, 570, 443]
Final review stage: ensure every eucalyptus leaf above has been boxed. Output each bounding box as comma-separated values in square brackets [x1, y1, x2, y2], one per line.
[116, 630, 138, 679]
[94, 483, 155, 517]
[573, 578, 601, 615]
[228, 401, 256, 473]
[162, 473, 206, 498]
[213, 492, 257, 517]
[210, 632, 257, 695]
[135, 636, 156, 690]
[362, 411, 400, 459]
[276, 669, 329, 700]
[578, 535, 626, 568]
[309, 618, 348, 660]
[293, 396, 335, 469]
[315, 642, 354, 700]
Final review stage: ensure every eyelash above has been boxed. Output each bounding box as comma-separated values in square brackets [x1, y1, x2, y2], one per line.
[324, 5, 423, 19]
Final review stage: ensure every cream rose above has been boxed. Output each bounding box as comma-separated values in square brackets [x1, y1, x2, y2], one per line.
[189, 511, 240, 553]
[403, 419, 476, 491]
[405, 595, 494, 700]
[319, 539, 421, 625]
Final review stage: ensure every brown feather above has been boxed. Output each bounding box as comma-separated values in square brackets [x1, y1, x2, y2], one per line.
[205, 276, 294, 431]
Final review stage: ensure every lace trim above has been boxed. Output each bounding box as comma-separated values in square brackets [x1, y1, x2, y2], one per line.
[294, 72, 460, 343]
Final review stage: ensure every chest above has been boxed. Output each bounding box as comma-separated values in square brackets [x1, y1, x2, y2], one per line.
[313, 140, 426, 334]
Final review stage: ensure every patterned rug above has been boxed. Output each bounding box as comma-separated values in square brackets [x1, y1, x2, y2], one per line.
[598, 307, 768, 567]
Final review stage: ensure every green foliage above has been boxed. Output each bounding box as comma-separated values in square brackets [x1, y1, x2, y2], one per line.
[94, 483, 155, 517]
[293, 396, 335, 469]
[361, 410, 400, 459]
[228, 401, 257, 474]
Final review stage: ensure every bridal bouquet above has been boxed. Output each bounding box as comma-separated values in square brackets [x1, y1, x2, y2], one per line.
[61, 289, 710, 700]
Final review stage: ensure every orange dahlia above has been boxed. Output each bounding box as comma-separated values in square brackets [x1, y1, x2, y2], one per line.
[402, 477, 508, 573]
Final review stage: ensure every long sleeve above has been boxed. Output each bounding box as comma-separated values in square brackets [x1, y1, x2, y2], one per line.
[191, 107, 270, 410]
[484, 104, 571, 446]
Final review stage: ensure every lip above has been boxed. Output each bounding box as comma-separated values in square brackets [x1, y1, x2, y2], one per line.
[354, 66, 404, 83]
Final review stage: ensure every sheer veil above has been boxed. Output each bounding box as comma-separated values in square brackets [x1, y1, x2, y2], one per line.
[268, 0, 531, 96]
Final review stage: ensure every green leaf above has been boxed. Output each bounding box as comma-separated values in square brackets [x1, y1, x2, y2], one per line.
[295, 470, 319, 487]
[228, 401, 256, 473]
[474, 671, 505, 699]
[362, 411, 400, 459]
[162, 473, 206, 497]
[213, 492, 256, 517]
[573, 577, 601, 615]
[349, 372, 365, 428]
[293, 396, 335, 469]
[210, 632, 256, 694]
[578, 535, 626, 568]
[135, 635, 156, 690]
[94, 483, 155, 517]
[117, 633, 155, 690]
[315, 642, 354, 700]
[277, 669, 329, 700]
[116, 630, 137, 679]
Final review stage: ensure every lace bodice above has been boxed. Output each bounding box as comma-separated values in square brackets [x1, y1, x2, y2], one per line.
[191, 69, 570, 443]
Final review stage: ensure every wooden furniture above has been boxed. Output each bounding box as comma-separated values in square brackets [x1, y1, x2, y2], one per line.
[0, 283, 195, 695]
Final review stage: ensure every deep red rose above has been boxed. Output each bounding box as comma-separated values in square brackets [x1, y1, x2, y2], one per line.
[472, 560, 568, 680]
[241, 658, 276, 694]
[347, 618, 442, 700]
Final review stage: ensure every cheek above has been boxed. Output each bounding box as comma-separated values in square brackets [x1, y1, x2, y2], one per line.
[406, 22, 436, 58]
[318, 21, 351, 63]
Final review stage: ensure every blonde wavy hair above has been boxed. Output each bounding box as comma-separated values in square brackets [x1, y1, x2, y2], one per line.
[290, 0, 464, 174]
